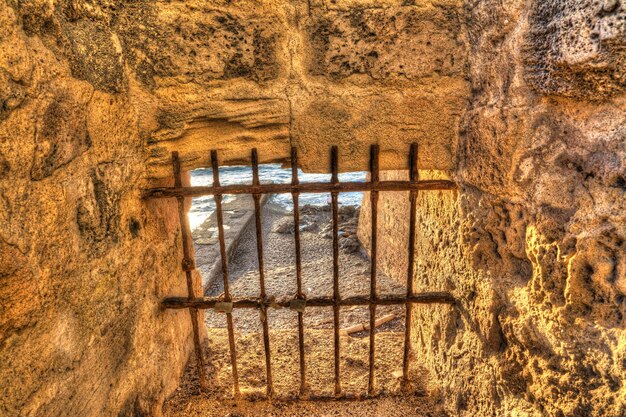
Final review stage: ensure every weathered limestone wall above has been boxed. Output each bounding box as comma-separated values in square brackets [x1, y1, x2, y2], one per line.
[4, 0, 623, 415]
[0, 4, 207, 416]
[0, 1, 468, 416]
[142, 0, 469, 178]
[359, 1, 626, 416]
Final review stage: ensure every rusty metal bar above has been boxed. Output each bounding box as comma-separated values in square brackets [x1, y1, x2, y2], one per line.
[211, 150, 240, 397]
[330, 146, 341, 396]
[142, 179, 456, 199]
[234, 391, 395, 403]
[368, 144, 379, 396]
[290, 147, 307, 396]
[162, 292, 457, 309]
[154, 145, 459, 399]
[171, 152, 208, 391]
[251, 149, 273, 397]
[402, 143, 419, 391]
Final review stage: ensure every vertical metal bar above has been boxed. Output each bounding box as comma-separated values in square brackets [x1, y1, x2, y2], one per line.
[171, 152, 208, 391]
[330, 146, 342, 396]
[251, 149, 274, 397]
[290, 147, 307, 396]
[402, 143, 419, 391]
[368, 144, 379, 396]
[211, 150, 240, 397]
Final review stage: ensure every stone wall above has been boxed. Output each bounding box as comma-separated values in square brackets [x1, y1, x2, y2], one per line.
[359, 0, 626, 416]
[0, 0, 468, 416]
[141, 0, 469, 178]
[3, 0, 624, 415]
[1, 2, 199, 416]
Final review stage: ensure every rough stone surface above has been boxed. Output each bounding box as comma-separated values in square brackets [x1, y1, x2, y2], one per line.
[525, 0, 626, 100]
[359, 1, 626, 416]
[0, 0, 467, 415]
[143, 0, 469, 178]
[2, 0, 625, 416]
[0, 3, 201, 417]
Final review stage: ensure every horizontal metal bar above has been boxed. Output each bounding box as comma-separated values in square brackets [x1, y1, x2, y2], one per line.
[161, 293, 456, 310]
[142, 180, 456, 199]
[232, 391, 389, 402]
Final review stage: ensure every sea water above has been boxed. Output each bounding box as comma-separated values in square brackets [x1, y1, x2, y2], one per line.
[188, 164, 366, 230]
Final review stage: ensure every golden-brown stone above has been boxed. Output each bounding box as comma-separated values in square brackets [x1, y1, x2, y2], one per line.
[1, 0, 625, 416]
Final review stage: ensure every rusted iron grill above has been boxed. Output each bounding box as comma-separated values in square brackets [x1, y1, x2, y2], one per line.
[146, 144, 457, 400]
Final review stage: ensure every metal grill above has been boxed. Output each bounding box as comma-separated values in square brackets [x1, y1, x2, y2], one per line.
[143, 144, 457, 400]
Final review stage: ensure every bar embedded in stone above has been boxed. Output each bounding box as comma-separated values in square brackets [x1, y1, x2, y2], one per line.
[402, 143, 419, 391]
[330, 146, 342, 396]
[211, 150, 240, 398]
[171, 151, 208, 392]
[368, 144, 380, 396]
[290, 146, 307, 396]
[251, 148, 274, 397]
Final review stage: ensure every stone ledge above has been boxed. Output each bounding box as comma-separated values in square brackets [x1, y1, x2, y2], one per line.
[193, 193, 270, 292]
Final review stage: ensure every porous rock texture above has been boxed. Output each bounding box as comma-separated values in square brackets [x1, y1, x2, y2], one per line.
[1, 0, 625, 416]
[0, 3, 206, 416]
[0, 0, 467, 416]
[359, 0, 626, 416]
[142, 0, 468, 177]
